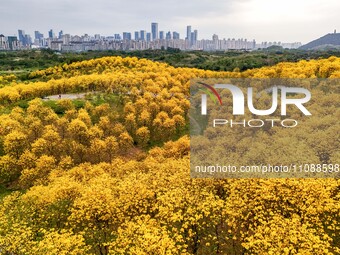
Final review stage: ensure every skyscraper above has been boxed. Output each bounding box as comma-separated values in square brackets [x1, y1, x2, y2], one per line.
[191, 33, 194, 45]
[24, 34, 32, 45]
[18, 30, 26, 45]
[159, 31, 164, 40]
[186, 26, 192, 41]
[194, 30, 198, 42]
[146, 32, 151, 42]
[48, 29, 54, 39]
[58, 30, 63, 39]
[114, 34, 121, 40]
[166, 31, 171, 40]
[190, 32, 197, 46]
[34, 31, 43, 40]
[134, 31, 139, 41]
[140, 30, 146, 41]
[7, 36, 19, 50]
[212, 34, 219, 41]
[123, 32, 132, 40]
[17, 30, 31, 46]
[173, 32, 180, 40]
[0, 35, 8, 50]
[151, 22, 158, 41]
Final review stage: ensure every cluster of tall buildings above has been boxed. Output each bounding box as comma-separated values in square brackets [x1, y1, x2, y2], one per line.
[118, 23, 181, 43]
[0, 23, 301, 52]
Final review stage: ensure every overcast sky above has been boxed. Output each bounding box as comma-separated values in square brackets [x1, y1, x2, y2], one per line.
[1, 0, 339, 44]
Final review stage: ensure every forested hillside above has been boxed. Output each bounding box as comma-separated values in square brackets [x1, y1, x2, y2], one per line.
[0, 56, 339, 255]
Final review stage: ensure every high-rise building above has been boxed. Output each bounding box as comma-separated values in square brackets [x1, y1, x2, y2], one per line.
[134, 31, 139, 41]
[18, 30, 26, 45]
[58, 30, 63, 39]
[114, 34, 121, 40]
[123, 32, 132, 40]
[190, 33, 194, 45]
[187, 27, 197, 46]
[186, 26, 191, 41]
[83, 34, 90, 42]
[194, 30, 198, 42]
[146, 32, 151, 42]
[7, 36, 19, 50]
[140, 30, 146, 41]
[173, 32, 180, 40]
[159, 31, 164, 40]
[190, 31, 198, 46]
[63, 34, 71, 45]
[48, 29, 54, 39]
[34, 31, 44, 40]
[166, 31, 171, 40]
[24, 34, 32, 46]
[151, 22, 158, 41]
[0, 35, 8, 50]
[18, 30, 31, 47]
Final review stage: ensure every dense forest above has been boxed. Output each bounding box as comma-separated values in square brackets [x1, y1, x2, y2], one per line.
[0, 54, 339, 254]
[2, 48, 340, 77]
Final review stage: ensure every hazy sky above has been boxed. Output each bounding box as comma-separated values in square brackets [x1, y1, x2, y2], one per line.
[1, 0, 339, 44]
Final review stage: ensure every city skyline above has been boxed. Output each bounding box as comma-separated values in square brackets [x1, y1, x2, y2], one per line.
[0, 23, 302, 52]
[0, 22, 301, 52]
[1, 0, 339, 44]
[5, 22, 303, 44]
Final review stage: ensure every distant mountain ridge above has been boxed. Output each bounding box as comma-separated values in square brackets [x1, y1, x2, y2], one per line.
[300, 32, 340, 50]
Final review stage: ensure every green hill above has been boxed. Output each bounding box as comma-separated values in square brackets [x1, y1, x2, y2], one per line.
[300, 32, 340, 50]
